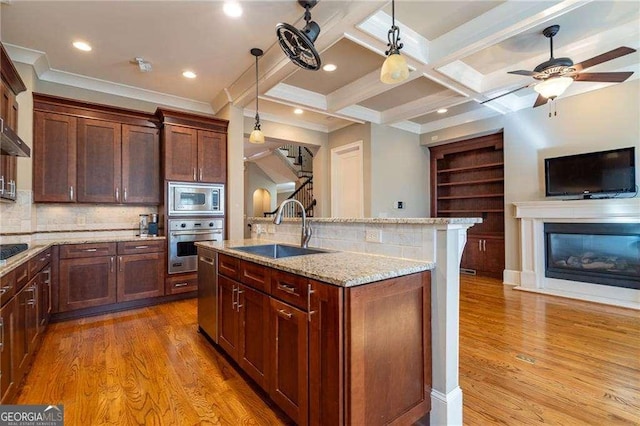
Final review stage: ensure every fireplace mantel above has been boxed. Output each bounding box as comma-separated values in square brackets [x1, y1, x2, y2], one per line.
[512, 198, 639, 309]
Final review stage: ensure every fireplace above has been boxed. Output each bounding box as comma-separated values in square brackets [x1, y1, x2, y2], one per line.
[545, 223, 640, 290]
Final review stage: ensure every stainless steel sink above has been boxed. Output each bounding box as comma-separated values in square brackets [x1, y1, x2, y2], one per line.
[229, 244, 330, 259]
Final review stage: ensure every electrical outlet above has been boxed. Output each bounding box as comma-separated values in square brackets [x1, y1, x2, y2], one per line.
[393, 201, 404, 209]
[76, 216, 86, 226]
[365, 229, 382, 243]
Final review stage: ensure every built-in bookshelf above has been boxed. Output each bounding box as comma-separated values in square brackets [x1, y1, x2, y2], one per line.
[429, 133, 505, 278]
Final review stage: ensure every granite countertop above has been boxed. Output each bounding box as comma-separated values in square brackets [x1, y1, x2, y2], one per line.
[0, 235, 166, 277]
[247, 216, 482, 225]
[196, 239, 434, 287]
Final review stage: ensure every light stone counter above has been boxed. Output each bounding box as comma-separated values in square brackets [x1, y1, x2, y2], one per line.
[196, 239, 434, 287]
[0, 236, 166, 277]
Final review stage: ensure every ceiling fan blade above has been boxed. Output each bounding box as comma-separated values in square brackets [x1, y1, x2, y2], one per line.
[533, 94, 548, 108]
[573, 47, 637, 72]
[480, 83, 532, 104]
[507, 70, 537, 76]
[574, 71, 634, 83]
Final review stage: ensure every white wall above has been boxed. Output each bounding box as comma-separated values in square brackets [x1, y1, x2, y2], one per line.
[370, 123, 430, 218]
[421, 79, 640, 272]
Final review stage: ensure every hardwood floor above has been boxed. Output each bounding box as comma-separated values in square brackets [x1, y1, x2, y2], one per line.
[16, 276, 640, 425]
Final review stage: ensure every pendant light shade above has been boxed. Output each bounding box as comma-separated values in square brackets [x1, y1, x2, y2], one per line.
[533, 76, 573, 100]
[380, 0, 408, 84]
[249, 48, 265, 144]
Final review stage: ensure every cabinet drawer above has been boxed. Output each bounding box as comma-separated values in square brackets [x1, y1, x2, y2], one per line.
[239, 260, 271, 293]
[271, 269, 309, 311]
[117, 240, 165, 255]
[218, 253, 239, 280]
[0, 269, 16, 307]
[166, 274, 197, 295]
[28, 247, 51, 279]
[60, 243, 116, 259]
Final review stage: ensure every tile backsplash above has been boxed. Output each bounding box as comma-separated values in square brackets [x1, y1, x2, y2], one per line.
[0, 190, 158, 244]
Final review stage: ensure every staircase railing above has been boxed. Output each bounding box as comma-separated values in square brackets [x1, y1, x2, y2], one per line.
[264, 176, 315, 218]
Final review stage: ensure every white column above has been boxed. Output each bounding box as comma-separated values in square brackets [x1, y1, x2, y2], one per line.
[430, 225, 469, 426]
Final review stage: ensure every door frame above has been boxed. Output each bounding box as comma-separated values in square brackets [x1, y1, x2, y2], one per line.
[331, 140, 364, 218]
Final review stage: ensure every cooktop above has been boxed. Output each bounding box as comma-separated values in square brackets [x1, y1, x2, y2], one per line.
[0, 243, 29, 260]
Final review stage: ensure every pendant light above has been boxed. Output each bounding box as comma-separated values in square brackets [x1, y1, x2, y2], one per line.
[380, 0, 409, 84]
[249, 48, 265, 144]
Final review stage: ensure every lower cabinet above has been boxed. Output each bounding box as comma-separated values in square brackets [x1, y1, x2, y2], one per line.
[58, 241, 165, 313]
[0, 300, 16, 403]
[461, 235, 505, 279]
[209, 251, 432, 426]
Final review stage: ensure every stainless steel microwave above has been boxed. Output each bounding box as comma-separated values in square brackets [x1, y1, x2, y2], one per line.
[168, 182, 224, 216]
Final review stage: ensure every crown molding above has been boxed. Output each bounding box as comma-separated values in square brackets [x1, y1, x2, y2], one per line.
[4, 44, 214, 115]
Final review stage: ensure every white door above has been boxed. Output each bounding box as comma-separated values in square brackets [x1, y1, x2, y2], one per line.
[331, 141, 364, 217]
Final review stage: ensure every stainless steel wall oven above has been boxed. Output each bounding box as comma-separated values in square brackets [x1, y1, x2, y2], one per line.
[168, 218, 223, 274]
[168, 182, 224, 216]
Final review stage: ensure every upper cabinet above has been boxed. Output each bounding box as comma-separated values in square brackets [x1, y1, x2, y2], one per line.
[32, 94, 160, 204]
[156, 108, 227, 184]
[0, 43, 27, 202]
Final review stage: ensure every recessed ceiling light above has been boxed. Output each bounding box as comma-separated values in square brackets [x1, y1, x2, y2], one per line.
[437, 108, 448, 114]
[323, 64, 337, 72]
[72, 41, 92, 52]
[182, 71, 197, 79]
[294, 108, 303, 115]
[223, 1, 243, 18]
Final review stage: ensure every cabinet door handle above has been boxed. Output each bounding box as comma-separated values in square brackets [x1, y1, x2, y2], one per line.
[199, 168, 203, 181]
[110, 257, 115, 273]
[0, 317, 4, 351]
[83, 248, 97, 252]
[69, 185, 74, 200]
[119, 256, 123, 272]
[236, 289, 244, 311]
[478, 240, 482, 251]
[135, 245, 149, 249]
[277, 309, 293, 320]
[0, 176, 4, 195]
[307, 283, 316, 322]
[193, 168, 197, 181]
[123, 188, 127, 202]
[277, 283, 299, 295]
[8, 180, 15, 198]
[483, 240, 486, 252]
[174, 282, 189, 288]
[115, 187, 119, 201]
[232, 285, 238, 308]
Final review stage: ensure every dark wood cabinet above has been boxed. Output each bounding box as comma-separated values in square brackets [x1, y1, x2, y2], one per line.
[218, 274, 271, 390]
[209, 250, 432, 425]
[77, 118, 121, 203]
[0, 299, 16, 404]
[429, 133, 505, 278]
[269, 297, 308, 425]
[156, 108, 228, 184]
[0, 43, 26, 203]
[33, 111, 77, 202]
[122, 125, 160, 204]
[460, 235, 505, 279]
[59, 254, 117, 312]
[59, 241, 165, 311]
[33, 94, 160, 204]
[117, 252, 164, 302]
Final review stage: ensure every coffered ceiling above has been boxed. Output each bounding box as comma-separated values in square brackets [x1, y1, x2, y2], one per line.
[1, 0, 639, 147]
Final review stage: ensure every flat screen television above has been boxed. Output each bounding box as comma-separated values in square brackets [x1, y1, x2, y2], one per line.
[545, 147, 636, 197]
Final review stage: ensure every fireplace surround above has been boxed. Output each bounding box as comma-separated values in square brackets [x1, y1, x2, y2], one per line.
[513, 199, 639, 309]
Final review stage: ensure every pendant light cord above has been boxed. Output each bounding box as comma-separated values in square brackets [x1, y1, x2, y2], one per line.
[254, 53, 260, 129]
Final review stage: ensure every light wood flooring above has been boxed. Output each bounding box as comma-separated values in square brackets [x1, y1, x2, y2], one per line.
[16, 276, 640, 425]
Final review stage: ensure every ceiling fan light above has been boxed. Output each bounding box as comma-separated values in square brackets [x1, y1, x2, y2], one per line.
[249, 129, 265, 144]
[534, 76, 573, 99]
[381, 53, 409, 84]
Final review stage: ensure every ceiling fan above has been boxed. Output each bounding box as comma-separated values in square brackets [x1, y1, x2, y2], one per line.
[276, 0, 322, 71]
[483, 25, 637, 107]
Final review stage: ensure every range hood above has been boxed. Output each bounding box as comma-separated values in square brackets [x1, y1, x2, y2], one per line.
[0, 117, 30, 157]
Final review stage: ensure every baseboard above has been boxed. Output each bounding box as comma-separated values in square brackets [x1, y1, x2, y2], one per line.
[503, 269, 520, 286]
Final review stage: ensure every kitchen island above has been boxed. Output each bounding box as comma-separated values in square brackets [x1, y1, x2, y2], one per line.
[197, 239, 433, 425]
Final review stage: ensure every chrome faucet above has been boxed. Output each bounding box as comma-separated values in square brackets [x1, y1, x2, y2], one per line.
[273, 199, 312, 248]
